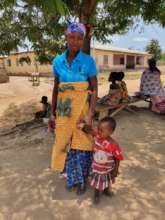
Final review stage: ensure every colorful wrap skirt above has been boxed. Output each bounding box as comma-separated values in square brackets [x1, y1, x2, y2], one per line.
[65, 149, 92, 188]
[51, 82, 93, 173]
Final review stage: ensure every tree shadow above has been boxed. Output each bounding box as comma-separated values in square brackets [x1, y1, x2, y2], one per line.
[0, 109, 165, 220]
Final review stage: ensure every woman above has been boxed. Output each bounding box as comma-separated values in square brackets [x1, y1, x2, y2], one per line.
[140, 58, 165, 113]
[49, 22, 97, 194]
[97, 72, 128, 108]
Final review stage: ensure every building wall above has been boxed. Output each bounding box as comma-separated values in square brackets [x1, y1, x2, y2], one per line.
[4, 52, 52, 75]
[3, 49, 149, 75]
[0, 57, 9, 83]
[91, 48, 149, 71]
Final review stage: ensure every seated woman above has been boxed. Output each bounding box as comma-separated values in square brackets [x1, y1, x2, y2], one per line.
[139, 58, 165, 113]
[116, 72, 129, 102]
[97, 71, 128, 108]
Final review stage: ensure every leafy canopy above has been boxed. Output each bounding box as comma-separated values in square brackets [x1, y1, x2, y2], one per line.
[0, 0, 165, 60]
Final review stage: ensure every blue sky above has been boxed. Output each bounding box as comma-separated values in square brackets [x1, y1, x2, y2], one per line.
[96, 22, 165, 52]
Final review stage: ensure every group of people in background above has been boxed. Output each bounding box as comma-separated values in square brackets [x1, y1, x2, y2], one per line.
[99, 58, 165, 115]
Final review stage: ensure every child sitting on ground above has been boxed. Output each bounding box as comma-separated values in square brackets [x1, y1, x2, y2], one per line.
[35, 96, 51, 119]
[78, 117, 124, 204]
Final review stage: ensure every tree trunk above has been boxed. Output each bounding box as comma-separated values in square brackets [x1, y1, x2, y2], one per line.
[83, 30, 91, 55]
[79, 0, 97, 55]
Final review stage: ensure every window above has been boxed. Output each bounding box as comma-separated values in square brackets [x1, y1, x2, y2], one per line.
[7, 59, 11, 66]
[113, 55, 125, 65]
[136, 57, 140, 65]
[103, 55, 108, 65]
[120, 57, 124, 65]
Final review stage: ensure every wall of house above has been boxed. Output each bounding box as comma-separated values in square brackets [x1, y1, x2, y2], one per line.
[91, 49, 149, 72]
[2, 49, 149, 76]
[0, 57, 9, 83]
[4, 52, 52, 75]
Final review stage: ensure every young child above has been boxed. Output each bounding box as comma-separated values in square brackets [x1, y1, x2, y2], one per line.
[78, 117, 124, 204]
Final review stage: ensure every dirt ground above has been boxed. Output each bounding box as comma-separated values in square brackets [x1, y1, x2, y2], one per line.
[0, 74, 165, 220]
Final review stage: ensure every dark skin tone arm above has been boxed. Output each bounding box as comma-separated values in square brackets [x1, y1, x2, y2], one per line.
[51, 77, 59, 116]
[80, 124, 96, 136]
[111, 159, 120, 179]
[48, 77, 59, 129]
[85, 76, 98, 125]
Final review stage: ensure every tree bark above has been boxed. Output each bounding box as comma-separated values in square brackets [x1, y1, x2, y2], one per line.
[83, 29, 92, 55]
[79, 0, 97, 55]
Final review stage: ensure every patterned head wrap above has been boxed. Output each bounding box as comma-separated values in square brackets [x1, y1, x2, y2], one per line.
[66, 22, 86, 37]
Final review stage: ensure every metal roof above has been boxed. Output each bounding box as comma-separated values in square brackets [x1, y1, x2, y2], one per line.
[91, 45, 149, 55]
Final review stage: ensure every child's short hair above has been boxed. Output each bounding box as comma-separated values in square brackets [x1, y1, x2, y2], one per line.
[100, 117, 116, 131]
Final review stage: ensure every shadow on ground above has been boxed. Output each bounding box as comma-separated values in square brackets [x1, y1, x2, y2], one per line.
[0, 108, 164, 220]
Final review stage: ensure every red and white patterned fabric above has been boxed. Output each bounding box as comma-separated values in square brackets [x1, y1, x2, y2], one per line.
[91, 134, 124, 190]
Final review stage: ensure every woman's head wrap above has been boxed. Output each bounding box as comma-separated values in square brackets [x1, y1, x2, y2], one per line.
[66, 22, 86, 37]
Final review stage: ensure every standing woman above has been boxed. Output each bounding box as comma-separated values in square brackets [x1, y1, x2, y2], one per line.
[49, 22, 97, 194]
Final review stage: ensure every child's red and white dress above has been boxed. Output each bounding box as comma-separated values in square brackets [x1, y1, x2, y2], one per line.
[91, 134, 124, 191]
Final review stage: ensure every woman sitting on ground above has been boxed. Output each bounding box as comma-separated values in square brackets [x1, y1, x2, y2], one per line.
[139, 58, 165, 113]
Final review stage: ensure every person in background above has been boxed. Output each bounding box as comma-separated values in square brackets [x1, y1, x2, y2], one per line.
[139, 58, 165, 113]
[116, 72, 129, 102]
[98, 71, 128, 108]
[35, 96, 51, 119]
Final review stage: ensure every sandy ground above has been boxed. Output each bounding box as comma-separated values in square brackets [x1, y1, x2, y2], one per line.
[0, 75, 165, 220]
[0, 76, 142, 118]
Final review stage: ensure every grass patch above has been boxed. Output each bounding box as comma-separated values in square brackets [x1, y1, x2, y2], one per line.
[98, 71, 142, 82]
[124, 72, 141, 80]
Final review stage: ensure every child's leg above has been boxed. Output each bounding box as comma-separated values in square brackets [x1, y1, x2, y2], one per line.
[103, 187, 114, 197]
[93, 189, 100, 204]
[103, 174, 114, 197]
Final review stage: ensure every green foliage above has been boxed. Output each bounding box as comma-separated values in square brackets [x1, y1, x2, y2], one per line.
[0, 0, 68, 57]
[146, 39, 162, 61]
[0, 0, 165, 57]
[161, 52, 165, 61]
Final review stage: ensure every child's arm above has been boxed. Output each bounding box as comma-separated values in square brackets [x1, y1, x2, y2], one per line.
[106, 138, 124, 180]
[111, 159, 120, 178]
[77, 121, 96, 136]
[82, 124, 96, 136]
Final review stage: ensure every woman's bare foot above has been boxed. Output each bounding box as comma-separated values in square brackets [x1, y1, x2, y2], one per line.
[76, 183, 86, 195]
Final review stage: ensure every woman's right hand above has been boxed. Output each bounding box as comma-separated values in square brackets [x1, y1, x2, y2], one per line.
[48, 114, 56, 130]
